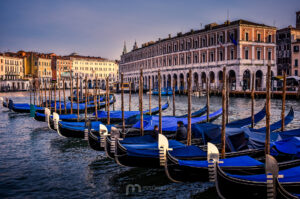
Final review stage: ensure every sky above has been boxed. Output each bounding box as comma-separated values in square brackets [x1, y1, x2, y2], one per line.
[0, 0, 299, 60]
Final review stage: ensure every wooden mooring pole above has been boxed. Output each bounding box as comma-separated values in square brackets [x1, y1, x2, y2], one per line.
[129, 81, 131, 111]
[206, 77, 210, 122]
[106, 77, 110, 125]
[221, 67, 227, 159]
[251, 72, 255, 128]
[85, 76, 88, 121]
[121, 73, 125, 137]
[172, 79, 176, 116]
[265, 63, 271, 155]
[70, 73, 73, 114]
[77, 74, 80, 121]
[63, 79, 67, 114]
[149, 77, 151, 115]
[187, 69, 192, 146]
[139, 68, 144, 136]
[281, 72, 287, 131]
[94, 77, 98, 121]
[158, 69, 162, 134]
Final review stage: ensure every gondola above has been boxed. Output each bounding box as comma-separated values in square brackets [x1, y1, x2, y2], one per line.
[87, 104, 207, 151]
[164, 139, 300, 183]
[8, 100, 44, 113]
[63, 99, 170, 123]
[35, 95, 115, 114]
[215, 153, 300, 198]
[125, 108, 223, 136]
[112, 134, 265, 168]
[34, 97, 115, 122]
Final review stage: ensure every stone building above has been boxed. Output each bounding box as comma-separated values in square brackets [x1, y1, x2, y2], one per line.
[120, 19, 277, 92]
[276, 11, 300, 76]
[70, 53, 119, 89]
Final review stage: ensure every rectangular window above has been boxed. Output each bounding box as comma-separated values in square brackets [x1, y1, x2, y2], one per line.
[202, 54, 206, 62]
[257, 33, 261, 42]
[245, 49, 249, 59]
[230, 49, 234, 60]
[210, 52, 214, 62]
[295, 59, 298, 67]
[268, 51, 272, 60]
[268, 35, 272, 43]
[257, 50, 261, 60]
[294, 45, 299, 52]
[245, 33, 249, 41]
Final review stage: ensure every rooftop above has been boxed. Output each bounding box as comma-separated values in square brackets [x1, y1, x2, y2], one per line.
[130, 19, 276, 52]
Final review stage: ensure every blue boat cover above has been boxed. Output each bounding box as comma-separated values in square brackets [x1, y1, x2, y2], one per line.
[228, 165, 300, 182]
[95, 101, 169, 119]
[226, 106, 266, 128]
[124, 140, 185, 158]
[120, 135, 156, 144]
[169, 145, 207, 158]
[59, 120, 114, 132]
[271, 137, 300, 157]
[132, 108, 223, 132]
[225, 127, 300, 152]
[178, 155, 263, 168]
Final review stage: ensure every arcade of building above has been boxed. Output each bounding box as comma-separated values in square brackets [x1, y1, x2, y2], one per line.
[120, 20, 277, 92]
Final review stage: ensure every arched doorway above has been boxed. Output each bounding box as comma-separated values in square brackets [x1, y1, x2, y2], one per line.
[201, 72, 206, 89]
[167, 74, 171, 89]
[255, 70, 263, 91]
[242, 70, 251, 91]
[173, 74, 178, 90]
[209, 71, 215, 84]
[163, 75, 166, 89]
[228, 70, 236, 90]
[193, 72, 199, 91]
[179, 73, 184, 92]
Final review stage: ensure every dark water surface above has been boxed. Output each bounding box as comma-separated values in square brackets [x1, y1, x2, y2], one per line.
[0, 91, 299, 199]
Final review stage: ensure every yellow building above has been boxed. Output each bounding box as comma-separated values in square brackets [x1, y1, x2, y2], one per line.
[0, 55, 4, 80]
[70, 54, 119, 87]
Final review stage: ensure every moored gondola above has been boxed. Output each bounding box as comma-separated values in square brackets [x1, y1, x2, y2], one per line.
[214, 153, 300, 199]
[164, 141, 300, 183]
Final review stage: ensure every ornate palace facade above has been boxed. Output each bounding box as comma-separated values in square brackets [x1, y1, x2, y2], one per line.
[120, 19, 277, 92]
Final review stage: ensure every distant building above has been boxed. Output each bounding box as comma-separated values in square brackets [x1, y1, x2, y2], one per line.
[0, 53, 24, 80]
[17, 51, 54, 83]
[70, 54, 119, 88]
[276, 11, 300, 76]
[120, 19, 276, 92]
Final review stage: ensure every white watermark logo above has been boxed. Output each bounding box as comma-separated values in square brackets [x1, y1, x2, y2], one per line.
[125, 184, 142, 195]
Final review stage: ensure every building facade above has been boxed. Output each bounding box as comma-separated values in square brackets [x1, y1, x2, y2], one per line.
[70, 54, 119, 88]
[120, 19, 276, 92]
[276, 11, 300, 76]
[0, 54, 24, 80]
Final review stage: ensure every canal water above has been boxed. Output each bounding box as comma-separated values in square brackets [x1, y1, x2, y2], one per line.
[0, 91, 299, 199]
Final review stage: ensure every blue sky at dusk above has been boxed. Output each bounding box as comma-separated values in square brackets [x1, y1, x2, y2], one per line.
[0, 0, 299, 60]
